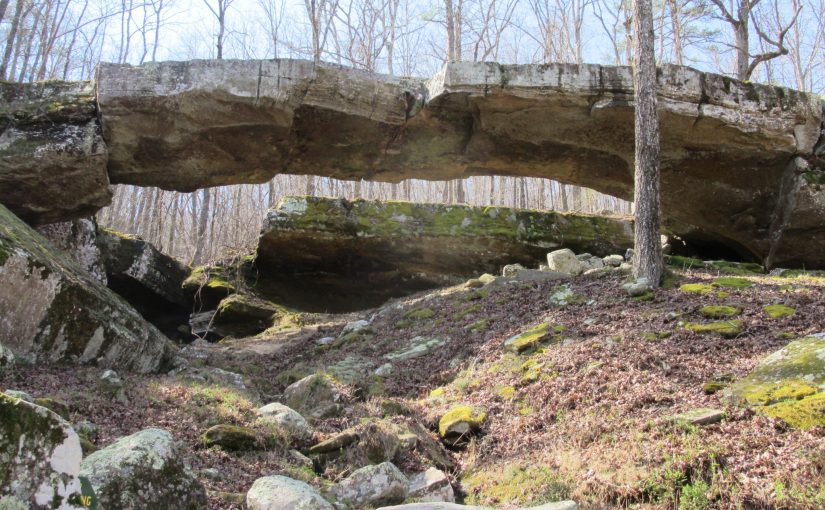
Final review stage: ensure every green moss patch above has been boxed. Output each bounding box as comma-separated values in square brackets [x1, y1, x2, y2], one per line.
[462, 462, 571, 506]
[405, 307, 435, 320]
[760, 393, 825, 429]
[504, 323, 555, 354]
[679, 283, 714, 295]
[684, 320, 743, 338]
[698, 305, 741, 319]
[764, 304, 796, 319]
[438, 405, 487, 438]
[711, 277, 754, 289]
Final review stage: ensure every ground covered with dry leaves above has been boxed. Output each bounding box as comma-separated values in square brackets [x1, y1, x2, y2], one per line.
[2, 264, 824, 509]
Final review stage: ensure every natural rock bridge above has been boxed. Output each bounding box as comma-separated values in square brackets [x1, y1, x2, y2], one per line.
[1, 59, 823, 267]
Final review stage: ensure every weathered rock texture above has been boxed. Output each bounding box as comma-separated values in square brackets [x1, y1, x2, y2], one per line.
[96, 228, 192, 339]
[2, 59, 824, 267]
[0, 203, 174, 372]
[254, 196, 632, 310]
[0, 393, 84, 509]
[0, 81, 110, 225]
[37, 217, 107, 283]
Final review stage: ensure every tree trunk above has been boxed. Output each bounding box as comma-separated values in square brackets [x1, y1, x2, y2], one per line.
[193, 188, 211, 265]
[0, 0, 25, 79]
[631, 0, 663, 286]
[734, 17, 749, 80]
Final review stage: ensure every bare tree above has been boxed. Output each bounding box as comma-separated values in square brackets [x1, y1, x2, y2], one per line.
[632, 0, 663, 286]
[203, 0, 233, 59]
[304, 0, 339, 62]
[707, 0, 803, 80]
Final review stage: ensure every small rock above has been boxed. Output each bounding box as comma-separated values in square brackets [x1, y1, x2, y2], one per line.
[602, 254, 624, 267]
[4, 389, 33, 402]
[257, 402, 313, 442]
[201, 424, 259, 451]
[513, 269, 569, 283]
[75, 420, 99, 441]
[548, 283, 580, 307]
[283, 374, 344, 421]
[288, 449, 314, 470]
[502, 263, 526, 277]
[672, 408, 725, 426]
[331, 462, 409, 508]
[246, 475, 333, 510]
[625, 248, 635, 261]
[385, 336, 448, 361]
[464, 278, 485, 288]
[478, 273, 496, 284]
[340, 319, 371, 337]
[546, 249, 583, 276]
[616, 262, 632, 273]
[408, 467, 455, 503]
[0, 342, 15, 370]
[80, 428, 206, 509]
[622, 277, 652, 297]
[374, 363, 394, 377]
[316, 336, 335, 346]
[201, 468, 224, 481]
[100, 369, 129, 403]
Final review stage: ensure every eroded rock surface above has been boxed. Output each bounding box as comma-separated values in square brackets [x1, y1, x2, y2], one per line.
[254, 196, 633, 310]
[0, 81, 110, 225]
[0, 203, 174, 372]
[0, 393, 84, 509]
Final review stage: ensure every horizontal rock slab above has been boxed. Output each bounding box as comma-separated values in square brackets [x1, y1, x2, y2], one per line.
[0, 81, 110, 225]
[253, 196, 632, 310]
[94, 58, 823, 267]
[0, 203, 174, 372]
[377, 502, 578, 510]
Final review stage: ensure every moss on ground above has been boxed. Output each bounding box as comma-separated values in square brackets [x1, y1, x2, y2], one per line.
[684, 320, 743, 338]
[711, 277, 753, 289]
[680, 283, 714, 295]
[405, 308, 435, 320]
[462, 462, 571, 506]
[763, 304, 796, 319]
[504, 323, 554, 354]
[438, 405, 487, 437]
[698, 305, 741, 319]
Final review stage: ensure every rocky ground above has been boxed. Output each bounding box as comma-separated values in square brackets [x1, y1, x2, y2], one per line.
[2, 257, 825, 510]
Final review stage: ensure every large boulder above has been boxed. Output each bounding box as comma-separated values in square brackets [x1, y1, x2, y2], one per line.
[0, 80, 110, 225]
[246, 475, 333, 510]
[0, 203, 174, 372]
[256, 402, 313, 442]
[0, 393, 84, 509]
[96, 228, 191, 339]
[255, 196, 633, 311]
[726, 335, 825, 429]
[37, 218, 107, 283]
[79, 428, 206, 509]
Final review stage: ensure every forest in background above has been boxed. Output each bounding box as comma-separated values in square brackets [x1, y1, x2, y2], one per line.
[3, 0, 823, 263]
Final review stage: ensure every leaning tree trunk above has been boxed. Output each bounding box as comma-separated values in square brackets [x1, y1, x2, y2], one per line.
[632, 0, 663, 286]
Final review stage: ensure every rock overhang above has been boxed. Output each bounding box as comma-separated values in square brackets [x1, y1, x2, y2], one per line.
[1, 58, 823, 268]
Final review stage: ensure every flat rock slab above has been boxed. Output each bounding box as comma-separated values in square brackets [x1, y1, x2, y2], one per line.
[671, 408, 726, 426]
[377, 502, 578, 510]
[253, 196, 632, 311]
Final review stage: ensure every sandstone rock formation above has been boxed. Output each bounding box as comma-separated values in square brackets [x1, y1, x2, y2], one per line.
[0, 81, 109, 225]
[1, 59, 824, 267]
[254, 196, 632, 310]
[0, 203, 174, 372]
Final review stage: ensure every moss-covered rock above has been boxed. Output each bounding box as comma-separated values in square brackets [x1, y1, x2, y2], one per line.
[80, 428, 206, 509]
[385, 336, 448, 361]
[763, 304, 796, 319]
[684, 320, 743, 337]
[0, 203, 174, 373]
[213, 293, 280, 337]
[181, 264, 236, 309]
[504, 323, 557, 353]
[726, 335, 825, 429]
[283, 374, 345, 421]
[679, 283, 714, 295]
[201, 424, 259, 451]
[438, 404, 487, 440]
[0, 393, 84, 509]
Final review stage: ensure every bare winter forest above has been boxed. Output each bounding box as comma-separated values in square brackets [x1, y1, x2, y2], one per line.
[3, 0, 823, 262]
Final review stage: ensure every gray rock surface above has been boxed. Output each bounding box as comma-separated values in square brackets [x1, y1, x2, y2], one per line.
[0, 203, 174, 372]
[408, 467, 455, 503]
[283, 374, 344, 421]
[331, 462, 409, 508]
[37, 218, 106, 283]
[256, 402, 313, 442]
[0, 393, 84, 509]
[246, 475, 333, 510]
[0, 81, 110, 225]
[547, 249, 583, 276]
[79, 428, 206, 509]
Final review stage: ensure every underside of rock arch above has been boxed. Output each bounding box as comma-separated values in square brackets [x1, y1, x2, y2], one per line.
[0, 59, 823, 267]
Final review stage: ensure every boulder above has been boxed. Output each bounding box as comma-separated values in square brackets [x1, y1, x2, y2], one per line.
[37, 218, 106, 283]
[212, 293, 279, 337]
[331, 462, 409, 508]
[283, 374, 345, 421]
[546, 249, 583, 276]
[385, 336, 449, 362]
[0, 80, 110, 225]
[502, 264, 526, 277]
[254, 197, 633, 311]
[96, 228, 192, 339]
[409, 467, 455, 503]
[0, 393, 84, 509]
[256, 402, 313, 442]
[603, 254, 624, 267]
[246, 475, 333, 510]
[201, 424, 259, 451]
[79, 428, 206, 509]
[622, 278, 652, 297]
[726, 335, 825, 429]
[0, 203, 174, 372]
[99, 369, 128, 403]
[438, 405, 487, 442]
